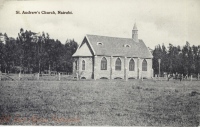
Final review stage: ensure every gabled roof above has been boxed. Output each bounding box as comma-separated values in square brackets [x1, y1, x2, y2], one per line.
[73, 34, 153, 58]
[72, 41, 93, 57]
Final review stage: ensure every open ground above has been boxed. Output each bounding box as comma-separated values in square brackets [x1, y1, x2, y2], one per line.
[0, 79, 199, 126]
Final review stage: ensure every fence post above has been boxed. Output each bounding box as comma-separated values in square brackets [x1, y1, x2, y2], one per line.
[37, 73, 40, 80]
[141, 75, 143, 81]
[191, 75, 192, 81]
[0, 71, 1, 81]
[75, 72, 77, 80]
[58, 73, 60, 81]
[166, 74, 168, 80]
[19, 72, 21, 80]
[198, 73, 199, 81]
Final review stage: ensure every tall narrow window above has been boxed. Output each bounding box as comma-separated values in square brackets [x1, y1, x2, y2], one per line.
[115, 58, 121, 70]
[75, 61, 78, 70]
[142, 59, 147, 71]
[82, 60, 85, 70]
[101, 57, 107, 70]
[129, 59, 135, 71]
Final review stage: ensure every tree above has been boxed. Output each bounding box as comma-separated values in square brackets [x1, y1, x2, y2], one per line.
[0, 41, 6, 72]
[1, 28, 79, 73]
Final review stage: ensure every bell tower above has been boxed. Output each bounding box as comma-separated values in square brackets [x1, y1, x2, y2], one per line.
[132, 23, 138, 42]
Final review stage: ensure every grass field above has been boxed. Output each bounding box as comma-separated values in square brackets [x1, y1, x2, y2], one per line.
[0, 79, 199, 126]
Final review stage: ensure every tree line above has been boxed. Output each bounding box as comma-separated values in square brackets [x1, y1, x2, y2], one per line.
[1, 28, 199, 76]
[0, 28, 78, 74]
[153, 42, 200, 76]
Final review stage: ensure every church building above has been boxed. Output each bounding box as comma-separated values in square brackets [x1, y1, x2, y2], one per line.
[72, 23, 153, 80]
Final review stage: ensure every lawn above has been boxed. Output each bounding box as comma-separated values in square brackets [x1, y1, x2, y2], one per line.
[0, 79, 199, 126]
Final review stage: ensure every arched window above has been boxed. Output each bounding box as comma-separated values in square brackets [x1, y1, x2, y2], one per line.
[82, 60, 85, 70]
[129, 59, 135, 71]
[101, 57, 107, 70]
[115, 58, 121, 70]
[142, 59, 147, 71]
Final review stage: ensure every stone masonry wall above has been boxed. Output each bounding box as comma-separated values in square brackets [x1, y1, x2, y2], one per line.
[127, 58, 138, 79]
[73, 57, 93, 79]
[73, 56, 152, 79]
[140, 58, 152, 79]
[94, 56, 111, 79]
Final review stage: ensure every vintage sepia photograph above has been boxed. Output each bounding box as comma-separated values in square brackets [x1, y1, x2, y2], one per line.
[0, 0, 200, 126]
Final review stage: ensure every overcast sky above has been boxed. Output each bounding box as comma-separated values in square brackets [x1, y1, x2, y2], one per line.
[0, 0, 200, 48]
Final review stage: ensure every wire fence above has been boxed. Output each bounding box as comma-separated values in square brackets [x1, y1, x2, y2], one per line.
[0, 72, 75, 81]
[1, 72, 200, 81]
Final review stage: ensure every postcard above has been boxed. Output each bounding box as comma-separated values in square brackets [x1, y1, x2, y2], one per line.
[0, 0, 199, 126]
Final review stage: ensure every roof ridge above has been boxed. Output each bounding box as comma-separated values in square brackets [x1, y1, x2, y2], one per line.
[86, 34, 135, 40]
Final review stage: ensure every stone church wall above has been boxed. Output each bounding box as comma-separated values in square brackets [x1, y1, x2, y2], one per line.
[73, 56, 152, 80]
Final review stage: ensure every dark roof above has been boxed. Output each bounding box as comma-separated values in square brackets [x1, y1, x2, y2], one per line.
[85, 34, 153, 58]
